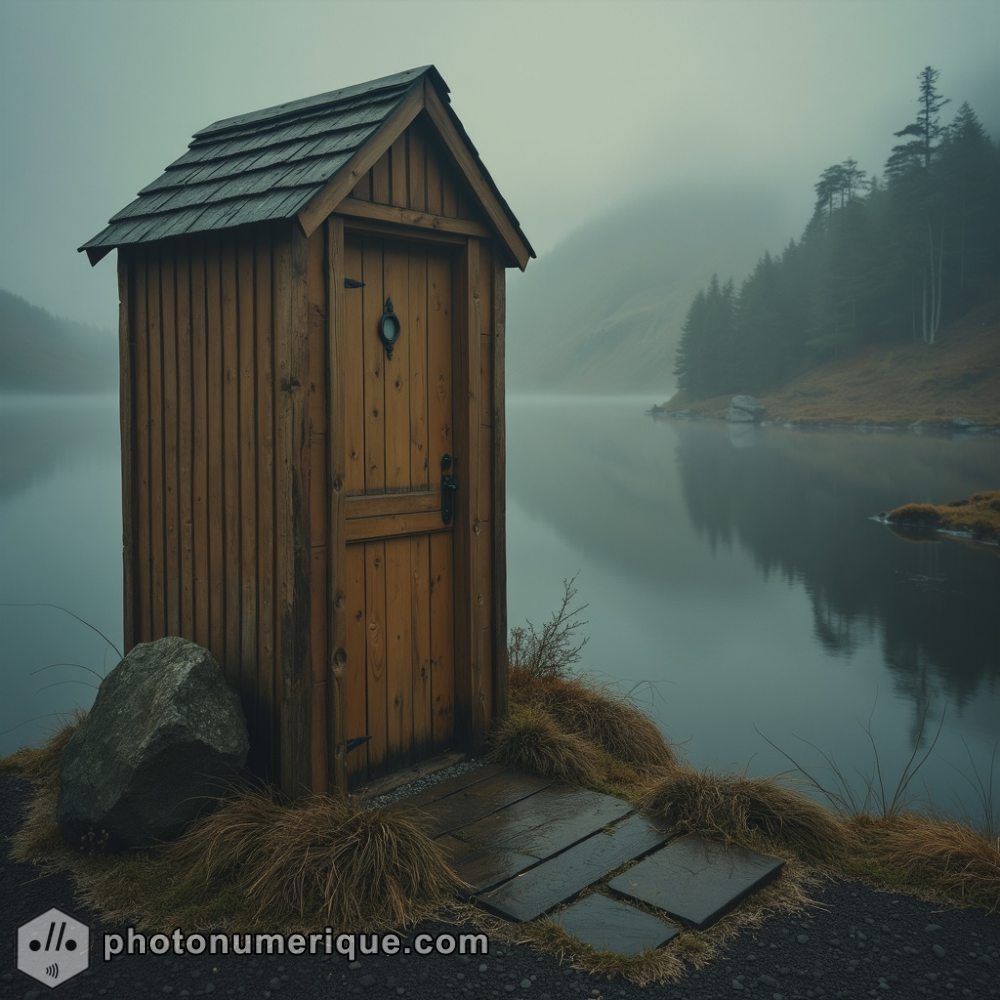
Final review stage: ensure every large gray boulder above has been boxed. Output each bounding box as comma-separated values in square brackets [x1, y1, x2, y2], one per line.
[726, 395, 766, 423]
[57, 637, 249, 851]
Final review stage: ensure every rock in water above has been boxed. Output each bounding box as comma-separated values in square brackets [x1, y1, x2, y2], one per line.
[726, 395, 766, 423]
[57, 637, 249, 850]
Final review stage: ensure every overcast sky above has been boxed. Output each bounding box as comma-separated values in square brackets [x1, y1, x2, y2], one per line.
[1, 0, 997, 331]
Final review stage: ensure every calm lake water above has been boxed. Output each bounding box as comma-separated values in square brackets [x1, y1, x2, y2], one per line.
[2, 393, 998, 826]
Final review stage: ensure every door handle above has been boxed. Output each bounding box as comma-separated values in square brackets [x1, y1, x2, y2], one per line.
[441, 454, 458, 524]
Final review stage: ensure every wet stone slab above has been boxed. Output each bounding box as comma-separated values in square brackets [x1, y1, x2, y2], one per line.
[477, 813, 669, 922]
[450, 782, 634, 859]
[549, 893, 680, 956]
[608, 834, 785, 930]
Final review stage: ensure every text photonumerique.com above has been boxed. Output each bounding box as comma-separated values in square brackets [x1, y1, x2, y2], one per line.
[104, 928, 488, 964]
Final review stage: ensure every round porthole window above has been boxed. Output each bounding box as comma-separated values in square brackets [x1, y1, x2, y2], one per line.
[378, 297, 401, 359]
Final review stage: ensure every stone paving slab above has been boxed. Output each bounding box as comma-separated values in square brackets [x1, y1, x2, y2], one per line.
[477, 813, 669, 922]
[407, 769, 555, 839]
[437, 834, 540, 898]
[608, 833, 785, 930]
[549, 893, 681, 956]
[451, 782, 634, 859]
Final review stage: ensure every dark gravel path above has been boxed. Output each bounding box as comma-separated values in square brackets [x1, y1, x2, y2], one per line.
[2, 776, 997, 1000]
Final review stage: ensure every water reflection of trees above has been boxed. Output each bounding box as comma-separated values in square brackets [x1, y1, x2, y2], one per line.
[676, 423, 1000, 734]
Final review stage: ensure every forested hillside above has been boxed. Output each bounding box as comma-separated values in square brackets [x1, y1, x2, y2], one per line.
[673, 68, 1000, 400]
[0, 289, 117, 393]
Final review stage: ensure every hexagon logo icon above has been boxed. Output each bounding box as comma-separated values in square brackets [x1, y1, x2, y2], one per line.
[17, 907, 90, 988]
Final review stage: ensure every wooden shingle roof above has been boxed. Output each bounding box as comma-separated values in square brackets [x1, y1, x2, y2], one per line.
[80, 66, 533, 268]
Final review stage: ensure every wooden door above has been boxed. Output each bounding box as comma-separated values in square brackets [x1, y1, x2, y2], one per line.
[342, 233, 456, 786]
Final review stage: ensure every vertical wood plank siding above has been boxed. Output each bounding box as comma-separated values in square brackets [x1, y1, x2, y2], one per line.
[125, 223, 319, 790]
[351, 118, 485, 227]
[327, 216, 349, 793]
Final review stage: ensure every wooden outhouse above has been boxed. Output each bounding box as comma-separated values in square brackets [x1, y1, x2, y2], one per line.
[80, 66, 533, 796]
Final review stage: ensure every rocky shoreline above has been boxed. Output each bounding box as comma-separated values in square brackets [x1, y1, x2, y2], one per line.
[649, 395, 1000, 436]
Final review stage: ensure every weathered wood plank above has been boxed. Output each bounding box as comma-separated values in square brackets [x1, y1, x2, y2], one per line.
[188, 242, 209, 648]
[407, 124, 426, 213]
[429, 529, 454, 750]
[383, 240, 410, 490]
[221, 236, 241, 687]
[327, 215, 349, 793]
[384, 536, 412, 770]
[491, 257, 508, 723]
[161, 244, 180, 638]
[147, 246, 165, 641]
[345, 541, 368, 786]
[452, 784, 634, 860]
[452, 239, 480, 750]
[117, 253, 135, 652]
[204, 237, 225, 662]
[361, 237, 385, 493]
[345, 491, 439, 519]
[441, 168, 458, 219]
[410, 533, 432, 757]
[477, 813, 669, 922]
[276, 226, 313, 796]
[337, 198, 491, 239]
[253, 234, 276, 782]
[365, 539, 388, 777]
[389, 134, 407, 208]
[173, 251, 194, 639]
[407, 249, 429, 489]
[343, 235, 365, 494]
[310, 544, 328, 792]
[371, 147, 390, 205]
[237, 235, 258, 725]
[425, 130, 443, 216]
[345, 510, 447, 543]
[132, 249, 151, 645]
[426, 250, 452, 469]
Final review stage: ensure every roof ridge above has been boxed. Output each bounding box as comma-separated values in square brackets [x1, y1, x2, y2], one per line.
[195, 66, 436, 139]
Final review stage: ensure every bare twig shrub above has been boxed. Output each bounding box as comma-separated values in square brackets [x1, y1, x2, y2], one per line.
[638, 768, 852, 862]
[507, 576, 588, 679]
[489, 703, 603, 785]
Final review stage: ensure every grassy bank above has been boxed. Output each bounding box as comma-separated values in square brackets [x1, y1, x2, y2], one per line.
[660, 291, 1000, 427]
[886, 490, 1000, 544]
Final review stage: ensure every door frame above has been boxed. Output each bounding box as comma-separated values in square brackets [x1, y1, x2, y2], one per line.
[326, 212, 496, 792]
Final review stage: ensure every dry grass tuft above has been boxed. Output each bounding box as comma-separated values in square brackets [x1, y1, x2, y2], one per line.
[488, 703, 603, 786]
[161, 789, 460, 930]
[860, 813, 1000, 915]
[638, 768, 852, 862]
[0, 712, 84, 785]
[510, 667, 677, 772]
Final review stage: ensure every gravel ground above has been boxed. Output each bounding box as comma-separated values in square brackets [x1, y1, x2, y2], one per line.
[2, 775, 997, 1000]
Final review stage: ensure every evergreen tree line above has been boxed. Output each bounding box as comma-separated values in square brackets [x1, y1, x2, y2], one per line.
[674, 68, 1000, 399]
